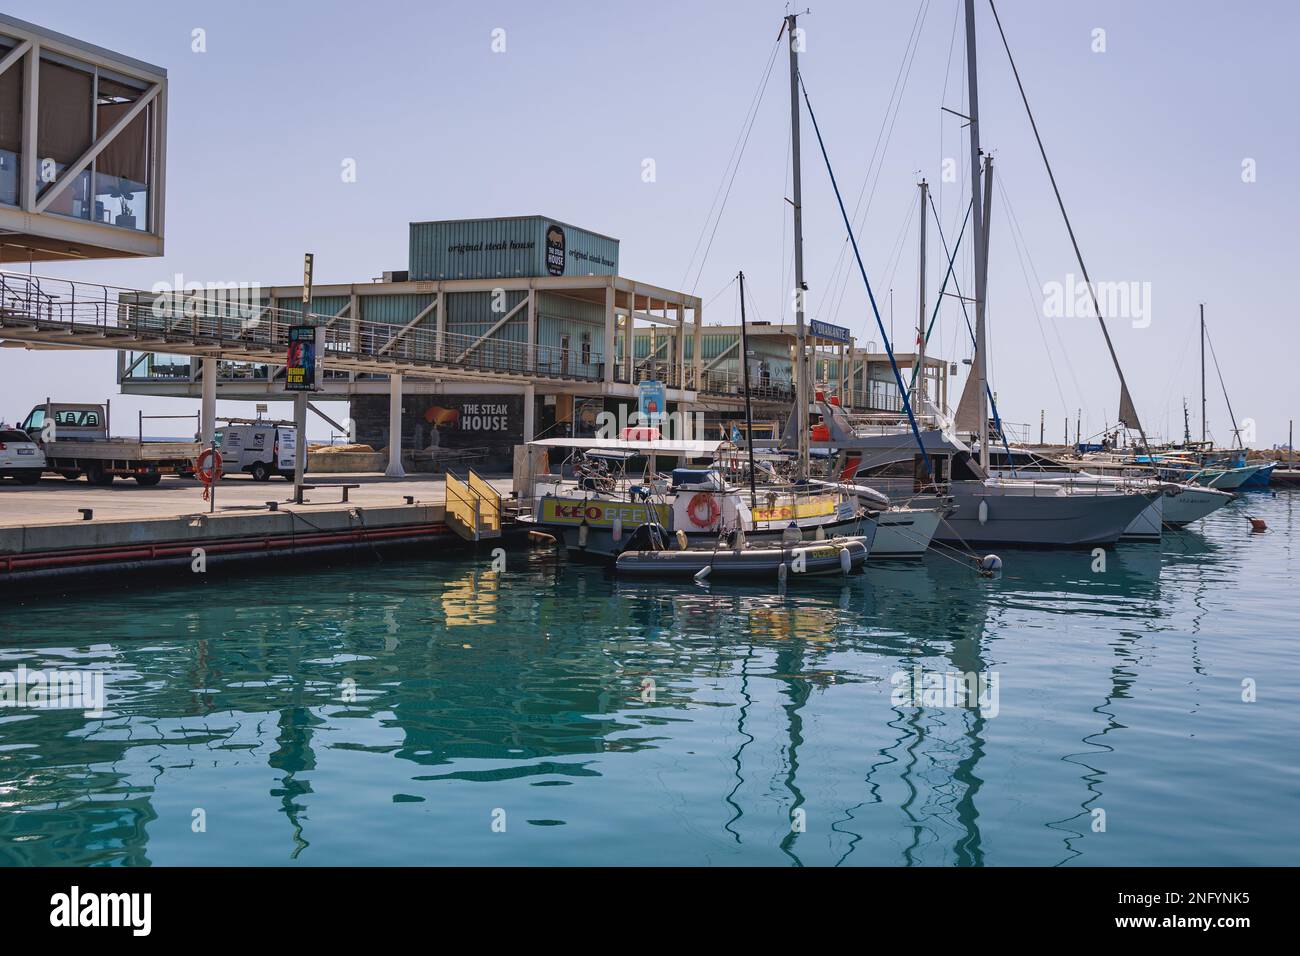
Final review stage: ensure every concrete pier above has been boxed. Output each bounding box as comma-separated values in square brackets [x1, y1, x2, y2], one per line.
[0, 473, 515, 588]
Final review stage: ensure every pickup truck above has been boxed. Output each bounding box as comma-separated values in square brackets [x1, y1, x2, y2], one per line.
[20, 402, 200, 486]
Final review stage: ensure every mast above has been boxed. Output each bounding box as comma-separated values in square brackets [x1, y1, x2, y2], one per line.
[1199, 303, 1206, 445]
[739, 270, 758, 509]
[914, 179, 929, 407]
[787, 12, 810, 478]
[963, 0, 990, 472]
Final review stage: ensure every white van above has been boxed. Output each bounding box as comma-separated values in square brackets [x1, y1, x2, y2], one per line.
[215, 423, 296, 481]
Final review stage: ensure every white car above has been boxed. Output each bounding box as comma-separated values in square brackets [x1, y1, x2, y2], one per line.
[0, 428, 46, 484]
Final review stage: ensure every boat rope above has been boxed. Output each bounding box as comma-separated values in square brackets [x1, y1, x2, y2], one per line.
[822, 0, 934, 329]
[923, 191, 1016, 474]
[1202, 322, 1243, 449]
[909, 197, 970, 393]
[798, 72, 935, 483]
[679, 26, 785, 295]
[994, 173, 1077, 422]
[986, 0, 1154, 462]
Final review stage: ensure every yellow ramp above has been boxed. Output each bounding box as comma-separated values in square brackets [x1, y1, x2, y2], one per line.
[468, 469, 502, 538]
[444, 471, 478, 541]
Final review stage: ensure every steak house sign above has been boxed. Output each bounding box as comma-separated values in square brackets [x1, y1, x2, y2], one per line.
[426, 402, 511, 432]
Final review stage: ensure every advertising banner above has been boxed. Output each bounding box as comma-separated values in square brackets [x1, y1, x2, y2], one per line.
[286, 325, 322, 392]
[538, 498, 669, 528]
[637, 380, 666, 424]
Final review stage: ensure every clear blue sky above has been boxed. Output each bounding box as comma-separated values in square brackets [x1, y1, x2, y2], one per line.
[3, 0, 1297, 445]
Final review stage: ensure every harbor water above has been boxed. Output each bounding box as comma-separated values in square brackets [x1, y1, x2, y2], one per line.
[1, 490, 1296, 867]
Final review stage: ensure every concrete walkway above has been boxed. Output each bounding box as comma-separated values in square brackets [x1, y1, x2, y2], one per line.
[0, 472, 514, 529]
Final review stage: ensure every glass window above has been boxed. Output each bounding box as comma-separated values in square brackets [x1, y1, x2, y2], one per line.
[94, 75, 151, 230]
[0, 42, 20, 207]
[36, 57, 94, 220]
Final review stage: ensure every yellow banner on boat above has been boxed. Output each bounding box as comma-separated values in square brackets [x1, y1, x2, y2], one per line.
[752, 495, 838, 523]
[538, 498, 670, 528]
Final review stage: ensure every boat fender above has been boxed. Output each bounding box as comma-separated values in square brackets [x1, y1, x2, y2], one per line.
[978, 554, 1002, 575]
[815, 525, 826, 541]
[675, 529, 689, 550]
[777, 562, 788, 584]
[839, 547, 851, 575]
[612, 515, 623, 543]
[781, 522, 802, 547]
[694, 566, 712, 584]
[978, 500, 989, 525]
[578, 520, 589, 549]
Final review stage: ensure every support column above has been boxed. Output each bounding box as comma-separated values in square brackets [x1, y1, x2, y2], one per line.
[681, 308, 691, 395]
[523, 383, 536, 443]
[20, 43, 38, 212]
[603, 283, 616, 384]
[200, 356, 217, 448]
[385, 373, 406, 477]
[691, 299, 703, 392]
[526, 287, 536, 372]
[434, 289, 445, 362]
[846, 343, 855, 407]
[293, 392, 307, 500]
[624, 291, 635, 384]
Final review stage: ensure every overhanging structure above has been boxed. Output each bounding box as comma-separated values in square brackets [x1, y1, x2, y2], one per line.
[0, 14, 166, 262]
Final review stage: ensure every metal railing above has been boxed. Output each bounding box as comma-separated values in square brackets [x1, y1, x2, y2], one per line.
[1, 270, 611, 384]
[445, 468, 502, 540]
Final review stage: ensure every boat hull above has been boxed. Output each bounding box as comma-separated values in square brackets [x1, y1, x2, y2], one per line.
[1239, 462, 1275, 489]
[933, 484, 1158, 549]
[871, 507, 942, 557]
[536, 512, 874, 559]
[615, 537, 871, 578]
[1162, 485, 1234, 526]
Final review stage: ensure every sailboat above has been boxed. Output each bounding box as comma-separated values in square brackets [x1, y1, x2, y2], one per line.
[793, 0, 1158, 549]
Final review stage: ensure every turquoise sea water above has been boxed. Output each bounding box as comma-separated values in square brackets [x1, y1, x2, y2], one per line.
[1, 490, 1297, 867]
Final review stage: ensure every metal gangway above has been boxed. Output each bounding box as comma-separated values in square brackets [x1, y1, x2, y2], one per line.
[0, 270, 605, 387]
[444, 469, 502, 542]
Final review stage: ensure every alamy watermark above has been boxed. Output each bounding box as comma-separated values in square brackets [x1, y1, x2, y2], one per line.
[890, 666, 1000, 717]
[150, 273, 262, 325]
[0, 666, 106, 717]
[1042, 273, 1152, 329]
[595, 405, 705, 441]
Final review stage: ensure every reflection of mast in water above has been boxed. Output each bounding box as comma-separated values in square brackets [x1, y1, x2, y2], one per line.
[723, 640, 756, 845]
[1046, 634, 1135, 866]
[946, 635, 987, 868]
[774, 625, 808, 868]
[268, 640, 320, 860]
[837, 562, 993, 866]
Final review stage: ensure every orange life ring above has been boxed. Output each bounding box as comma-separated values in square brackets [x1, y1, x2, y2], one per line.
[196, 448, 223, 484]
[687, 492, 721, 528]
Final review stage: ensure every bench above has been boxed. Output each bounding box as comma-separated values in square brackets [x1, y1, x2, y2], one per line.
[292, 483, 361, 505]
